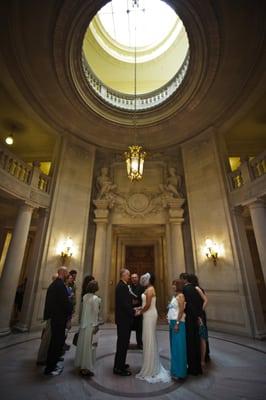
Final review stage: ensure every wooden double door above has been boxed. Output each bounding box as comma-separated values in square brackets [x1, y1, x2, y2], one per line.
[125, 245, 155, 277]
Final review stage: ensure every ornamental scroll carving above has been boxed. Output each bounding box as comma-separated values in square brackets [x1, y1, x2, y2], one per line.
[94, 167, 185, 218]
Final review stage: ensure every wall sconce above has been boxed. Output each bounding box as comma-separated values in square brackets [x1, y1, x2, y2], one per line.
[57, 237, 74, 265]
[204, 238, 219, 265]
[5, 134, 14, 145]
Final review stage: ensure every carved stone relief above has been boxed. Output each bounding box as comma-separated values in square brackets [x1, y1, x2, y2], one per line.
[94, 164, 185, 218]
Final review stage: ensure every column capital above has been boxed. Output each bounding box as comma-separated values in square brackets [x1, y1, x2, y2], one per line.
[93, 199, 111, 224]
[247, 199, 266, 210]
[168, 208, 184, 222]
[167, 198, 185, 209]
[94, 208, 109, 224]
[20, 201, 36, 211]
[93, 199, 110, 210]
[167, 198, 185, 223]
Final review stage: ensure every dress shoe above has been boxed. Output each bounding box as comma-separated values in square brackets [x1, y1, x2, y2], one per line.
[44, 365, 63, 376]
[113, 368, 132, 376]
[80, 369, 94, 377]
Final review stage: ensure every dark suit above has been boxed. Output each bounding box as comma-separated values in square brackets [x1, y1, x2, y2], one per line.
[114, 280, 134, 370]
[44, 278, 72, 372]
[183, 283, 203, 375]
[130, 283, 144, 347]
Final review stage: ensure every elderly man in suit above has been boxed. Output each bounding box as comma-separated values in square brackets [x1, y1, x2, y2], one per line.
[43, 266, 72, 376]
[113, 268, 134, 376]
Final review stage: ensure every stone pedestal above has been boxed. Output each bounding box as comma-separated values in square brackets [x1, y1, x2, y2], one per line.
[14, 208, 49, 332]
[92, 200, 110, 317]
[0, 203, 34, 336]
[248, 200, 266, 283]
[167, 198, 186, 282]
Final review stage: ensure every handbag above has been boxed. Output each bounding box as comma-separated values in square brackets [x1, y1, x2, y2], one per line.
[73, 331, 79, 346]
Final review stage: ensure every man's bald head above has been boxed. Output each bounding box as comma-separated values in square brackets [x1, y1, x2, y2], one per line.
[57, 266, 69, 280]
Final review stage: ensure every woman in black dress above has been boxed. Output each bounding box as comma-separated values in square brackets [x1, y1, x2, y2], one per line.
[188, 274, 210, 367]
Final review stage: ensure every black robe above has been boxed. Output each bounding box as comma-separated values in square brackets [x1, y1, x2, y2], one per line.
[183, 283, 203, 375]
[130, 283, 144, 347]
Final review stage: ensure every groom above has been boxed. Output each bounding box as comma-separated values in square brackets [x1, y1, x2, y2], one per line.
[113, 268, 134, 376]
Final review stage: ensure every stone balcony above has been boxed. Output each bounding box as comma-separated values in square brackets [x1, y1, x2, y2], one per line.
[228, 150, 266, 206]
[0, 143, 51, 208]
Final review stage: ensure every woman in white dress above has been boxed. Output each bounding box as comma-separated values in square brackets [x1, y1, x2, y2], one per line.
[75, 280, 101, 377]
[136, 273, 170, 384]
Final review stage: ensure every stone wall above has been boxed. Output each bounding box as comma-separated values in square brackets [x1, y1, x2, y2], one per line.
[182, 129, 253, 336]
[30, 137, 95, 329]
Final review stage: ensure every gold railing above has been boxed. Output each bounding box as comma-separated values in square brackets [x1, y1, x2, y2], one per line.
[228, 150, 266, 191]
[249, 151, 266, 179]
[0, 144, 51, 194]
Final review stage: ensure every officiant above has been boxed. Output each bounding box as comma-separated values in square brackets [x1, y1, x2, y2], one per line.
[130, 273, 144, 349]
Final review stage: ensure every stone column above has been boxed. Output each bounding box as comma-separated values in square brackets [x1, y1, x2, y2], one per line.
[0, 202, 34, 336]
[232, 207, 265, 338]
[248, 199, 266, 283]
[14, 208, 49, 332]
[168, 199, 186, 282]
[92, 200, 110, 316]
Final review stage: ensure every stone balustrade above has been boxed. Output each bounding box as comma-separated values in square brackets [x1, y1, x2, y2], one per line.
[0, 144, 51, 208]
[0, 147, 32, 184]
[82, 52, 190, 111]
[228, 150, 266, 206]
[249, 151, 266, 179]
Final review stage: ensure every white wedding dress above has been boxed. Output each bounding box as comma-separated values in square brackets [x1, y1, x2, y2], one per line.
[136, 293, 171, 383]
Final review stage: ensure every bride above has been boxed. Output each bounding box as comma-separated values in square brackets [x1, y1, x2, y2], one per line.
[135, 273, 171, 384]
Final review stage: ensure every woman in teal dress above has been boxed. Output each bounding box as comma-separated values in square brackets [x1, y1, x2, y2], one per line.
[167, 279, 187, 381]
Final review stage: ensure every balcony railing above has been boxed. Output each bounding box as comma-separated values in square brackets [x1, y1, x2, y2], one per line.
[249, 152, 266, 179]
[228, 150, 266, 206]
[0, 143, 52, 207]
[82, 52, 190, 111]
[228, 150, 266, 191]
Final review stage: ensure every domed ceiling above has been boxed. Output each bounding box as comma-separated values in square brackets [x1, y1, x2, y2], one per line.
[0, 0, 265, 151]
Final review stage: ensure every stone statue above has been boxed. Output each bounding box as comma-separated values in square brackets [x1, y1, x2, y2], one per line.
[159, 167, 182, 198]
[96, 167, 117, 199]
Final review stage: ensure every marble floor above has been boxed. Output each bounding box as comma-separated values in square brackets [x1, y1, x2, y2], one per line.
[0, 325, 266, 400]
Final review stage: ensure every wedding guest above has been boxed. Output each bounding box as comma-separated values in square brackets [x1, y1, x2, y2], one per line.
[63, 273, 75, 351]
[43, 267, 72, 376]
[75, 280, 101, 377]
[14, 278, 27, 319]
[180, 272, 202, 376]
[113, 268, 134, 376]
[82, 275, 95, 298]
[167, 280, 187, 381]
[188, 273, 210, 366]
[66, 274, 75, 312]
[68, 269, 77, 313]
[129, 273, 144, 349]
[36, 273, 58, 366]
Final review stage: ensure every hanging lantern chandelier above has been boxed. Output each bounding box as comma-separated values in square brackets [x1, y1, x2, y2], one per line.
[125, 144, 146, 181]
[125, 1, 146, 181]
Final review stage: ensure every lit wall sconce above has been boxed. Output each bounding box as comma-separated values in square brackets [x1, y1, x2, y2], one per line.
[57, 237, 74, 265]
[204, 238, 219, 265]
[5, 134, 14, 145]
